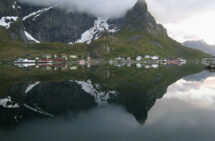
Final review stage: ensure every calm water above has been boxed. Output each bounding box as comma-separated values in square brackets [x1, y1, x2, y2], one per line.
[0, 63, 215, 141]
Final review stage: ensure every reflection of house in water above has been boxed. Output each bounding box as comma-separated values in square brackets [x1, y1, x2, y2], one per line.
[152, 64, 159, 69]
[61, 65, 68, 72]
[127, 63, 131, 68]
[144, 64, 159, 69]
[145, 65, 150, 69]
[78, 60, 86, 65]
[46, 66, 52, 71]
[38, 59, 52, 63]
[165, 58, 187, 65]
[0, 64, 202, 125]
[136, 63, 142, 68]
[70, 66, 77, 70]
[14, 63, 36, 68]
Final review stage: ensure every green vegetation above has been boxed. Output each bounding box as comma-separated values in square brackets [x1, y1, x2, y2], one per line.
[0, 27, 212, 61]
[91, 29, 212, 59]
[0, 63, 204, 123]
[0, 63, 204, 98]
[0, 27, 90, 60]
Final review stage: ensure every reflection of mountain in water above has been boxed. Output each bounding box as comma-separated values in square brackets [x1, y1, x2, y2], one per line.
[0, 80, 118, 125]
[0, 64, 203, 126]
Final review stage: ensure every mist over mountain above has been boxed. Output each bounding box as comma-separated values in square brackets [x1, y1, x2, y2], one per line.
[183, 40, 215, 56]
[0, 0, 166, 44]
[18, 0, 138, 19]
[0, 0, 211, 59]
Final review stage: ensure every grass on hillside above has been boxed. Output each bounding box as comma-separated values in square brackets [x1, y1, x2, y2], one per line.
[91, 29, 212, 59]
[0, 27, 212, 60]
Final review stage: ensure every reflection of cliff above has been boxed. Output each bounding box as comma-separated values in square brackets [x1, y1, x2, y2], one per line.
[0, 81, 94, 125]
[0, 64, 203, 125]
[87, 64, 204, 123]
[0, 80, 118, 125]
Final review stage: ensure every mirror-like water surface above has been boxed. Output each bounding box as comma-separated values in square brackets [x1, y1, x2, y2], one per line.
[0, 63, 214, 141]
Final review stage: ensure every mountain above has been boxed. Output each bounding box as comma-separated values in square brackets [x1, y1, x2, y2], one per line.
[0, 63, 203, 125]
[0, 0, 211, 59]
[183, 40, 215, 56]
[0, 0, 167, 44]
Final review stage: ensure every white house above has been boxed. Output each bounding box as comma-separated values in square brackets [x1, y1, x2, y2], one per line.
[145, 55, 151, 59]
[152, 56, 159, 60]
[116, 56, 122, 60]
[178, 58, 187, 62]
[15, 58, 35, 63]
[136, 63, 142, 68]
[70, 55, 78, 59]
[136, 56, 142, 61]
[44, 54, 51, 59]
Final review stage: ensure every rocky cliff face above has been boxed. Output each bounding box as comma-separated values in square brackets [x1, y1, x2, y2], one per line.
[19, 4, 96, 43]
[110, 1, 167, 34]
[0, 0, 27, 41]
[0, 0, 18, 17]
[0, 0, 167, 44]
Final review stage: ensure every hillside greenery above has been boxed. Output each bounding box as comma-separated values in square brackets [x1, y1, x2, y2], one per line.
[0, 27, 212, 60]
[91, 29, 212, 59]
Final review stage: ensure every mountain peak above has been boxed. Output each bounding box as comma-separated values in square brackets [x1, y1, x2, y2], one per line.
[1, 0, 167, 43]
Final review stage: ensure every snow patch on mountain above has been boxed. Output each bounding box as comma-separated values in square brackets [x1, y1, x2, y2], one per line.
[22, 6, 53, 21]
[25, 82, 40, 95]
[0, 97, 19, 108]
[73, 80, 118, 104]
[24, 31, 40, 43]
[12, 2, 16, 9]
[69, 17, 118, 45]
[0, 16, 18, 29]
[12, 1, 19, 9]
[24, 103, 54, 118]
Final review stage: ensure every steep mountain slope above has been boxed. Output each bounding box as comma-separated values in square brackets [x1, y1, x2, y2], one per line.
[19, 4, 96, 43]
[110, 1, 167, 35]
[183, 40, 215, 56]
[88, 1, 211, 59]
[0, 0, 27, 42]
[0, 0, 172, 44]
[0, 0, 212, 59]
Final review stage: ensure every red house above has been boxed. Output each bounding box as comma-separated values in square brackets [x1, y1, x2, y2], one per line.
[53, 58, 63, 62]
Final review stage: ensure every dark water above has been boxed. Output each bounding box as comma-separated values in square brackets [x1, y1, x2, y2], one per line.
[0, 63, 215, 141]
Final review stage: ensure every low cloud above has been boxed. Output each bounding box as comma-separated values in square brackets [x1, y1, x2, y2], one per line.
[18, 0, 138, 19]
[146, 0, 215, 23]
[145, 0, 215, 44]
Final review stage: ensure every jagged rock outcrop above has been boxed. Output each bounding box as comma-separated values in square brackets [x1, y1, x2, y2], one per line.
[110, 1, 167, 35]
[0, 0, 167, 44]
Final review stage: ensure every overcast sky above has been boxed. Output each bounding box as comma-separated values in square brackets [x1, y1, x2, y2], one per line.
[18, 0, 215, 45]
[18, 0, 137, 18]
[146, 0, 215, 45]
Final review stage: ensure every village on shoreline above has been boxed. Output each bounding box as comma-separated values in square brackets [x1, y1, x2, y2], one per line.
[14, 53, 188, 64]
[9, 53, 215, 71]
[11, 53, 191, 71]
